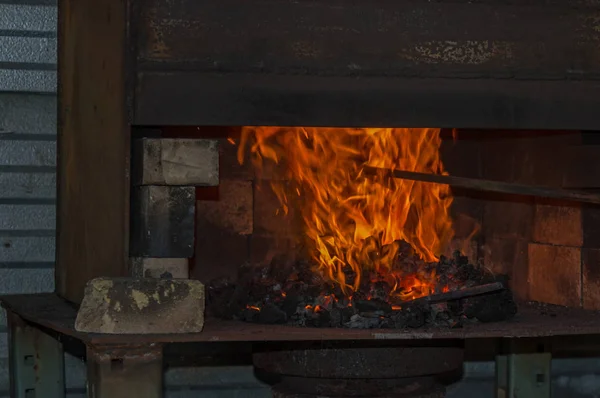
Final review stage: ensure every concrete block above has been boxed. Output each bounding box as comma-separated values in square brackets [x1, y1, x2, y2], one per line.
[130, 186, 195, 258]
[75, 278, 205, 334]
[133, 138, 219, 186]
[130, 258, 188, 279]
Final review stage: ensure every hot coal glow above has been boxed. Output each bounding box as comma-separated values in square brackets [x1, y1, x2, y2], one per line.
[238, 127, 454, 301]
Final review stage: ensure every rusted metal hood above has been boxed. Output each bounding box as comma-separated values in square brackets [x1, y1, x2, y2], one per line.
[132, 0, 600, 129]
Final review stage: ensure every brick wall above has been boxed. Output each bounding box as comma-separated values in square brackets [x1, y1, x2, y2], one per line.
[446, 129, 600, 308]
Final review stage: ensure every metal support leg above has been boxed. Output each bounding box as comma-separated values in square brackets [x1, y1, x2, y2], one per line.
[86, 343, 163, 398]
[496, 339, 551, 398]
[7, 313, 65, 398]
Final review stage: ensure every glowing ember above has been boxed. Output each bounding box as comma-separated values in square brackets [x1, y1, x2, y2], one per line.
[238, 127, 454, 300]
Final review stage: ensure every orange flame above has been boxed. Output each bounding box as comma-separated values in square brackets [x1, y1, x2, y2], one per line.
[238, 127, 454, 299]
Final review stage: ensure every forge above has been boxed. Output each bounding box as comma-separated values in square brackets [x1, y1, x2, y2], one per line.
[5, 0, 600, 397]
[204, 126, 518, 331]
[181, 124, 600, 342]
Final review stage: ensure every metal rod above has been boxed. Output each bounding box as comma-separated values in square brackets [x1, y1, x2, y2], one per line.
[395, 282, 505, 306]
[363, 166, 600, 205]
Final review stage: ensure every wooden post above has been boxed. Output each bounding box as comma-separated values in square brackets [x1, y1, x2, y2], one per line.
[56, 0, 132, 303]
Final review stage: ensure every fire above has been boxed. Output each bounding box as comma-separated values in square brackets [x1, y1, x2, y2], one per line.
[238, 127, 454, 300]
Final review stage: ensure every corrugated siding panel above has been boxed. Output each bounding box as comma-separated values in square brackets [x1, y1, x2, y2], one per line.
[0, 236, 54, 263]
[0, 2, 56, 93]
[0, 140, 56, 167]
[0, 205, 55, 230]
[0, 70, 56, 93]
[0, 2, 60, 396]
[0, 93, 56, 136]
[0, 37, 56, 64]
[0, 172, 55, 199]
[0, 4, 57, 32]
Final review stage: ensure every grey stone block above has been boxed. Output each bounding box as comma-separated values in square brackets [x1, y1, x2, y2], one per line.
[133, 138, 219, 186]
[75, 278, 205, 334]
[130, 186, 195, 258]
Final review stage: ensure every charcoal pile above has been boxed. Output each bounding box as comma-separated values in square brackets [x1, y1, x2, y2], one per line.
[207, 244, 517, 329]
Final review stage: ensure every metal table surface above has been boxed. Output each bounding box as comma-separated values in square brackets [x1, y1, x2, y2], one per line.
[2, 293, 600, 344]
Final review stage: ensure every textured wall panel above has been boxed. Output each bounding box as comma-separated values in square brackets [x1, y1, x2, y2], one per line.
[0, 4, 57, 32]
[0, 7, 61, 396]
[0, 236, 54, 263]
[0, 69, 56, 93]
[0, 2, 57, 93]
[0, 172, 55, 199]
[0, 37, 56, 64]
[0, 204, 55, 230]
[0, 93, 56, 135]
[0, 267, 54, 294]
[0, 140, 55, 167]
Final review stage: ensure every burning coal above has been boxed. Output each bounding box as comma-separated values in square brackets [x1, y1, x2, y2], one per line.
[205, 127, 517, 329]
[207, 248, 517, 329]
[237, 127, 454, 300]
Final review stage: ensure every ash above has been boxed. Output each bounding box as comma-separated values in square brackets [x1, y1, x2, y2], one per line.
[207, 243, 517, 329]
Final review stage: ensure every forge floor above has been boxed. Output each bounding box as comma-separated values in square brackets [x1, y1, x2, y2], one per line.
[2, 293, 600, 344]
